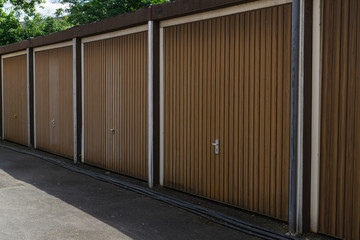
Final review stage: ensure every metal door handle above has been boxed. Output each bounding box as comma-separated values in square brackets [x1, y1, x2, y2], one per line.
[110, 128, 115, 132]
[212, 139, 219, 155]
[51, 119, 55, 128]
[13, 115, 17, 119]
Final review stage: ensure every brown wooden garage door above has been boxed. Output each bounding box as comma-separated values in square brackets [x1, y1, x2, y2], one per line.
[163, 4, 291, 220]
[83, 31, 148, 180]
[35, 46, 74, 158]
[319, 0, 360, 239]
[2, 54, 28, 145]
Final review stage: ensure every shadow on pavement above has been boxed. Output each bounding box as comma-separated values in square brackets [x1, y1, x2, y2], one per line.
[0, 145, 259, 240]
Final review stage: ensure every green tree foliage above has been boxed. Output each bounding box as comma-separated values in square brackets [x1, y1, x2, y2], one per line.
[1, 0, 43, 45]
[20, 14, 72, 40]
[2, 0, 41, 14]
[0, 0, 169, 46]
[60, 0, 169, 25]
[0, 10, 22, 45]
[1, 12, 71, 46]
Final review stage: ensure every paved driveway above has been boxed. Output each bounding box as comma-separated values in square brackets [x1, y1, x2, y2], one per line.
[0, 146, 259, 240]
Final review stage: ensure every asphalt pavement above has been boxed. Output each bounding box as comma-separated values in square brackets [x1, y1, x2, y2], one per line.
[0, 146, 259, 240]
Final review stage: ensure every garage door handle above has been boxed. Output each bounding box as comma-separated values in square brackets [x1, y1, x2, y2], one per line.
[110, 128, 115, 132]
[13, 115, 17, 119]
[212, 139, 219, 155]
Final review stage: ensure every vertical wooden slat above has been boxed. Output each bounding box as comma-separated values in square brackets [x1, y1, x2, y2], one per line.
[201, 20, 207, 196]
[253, 10, 261, 213]
[190, 23, 196, 194]
[336, 0, 349, 236]
[179, 24, 185, 193]
[353, 3, 360, 239]
[206, 20, 213, 197]
[351, 1, 360, 239]
[282, 4, 291, 220]
[329, 1, 341, 236]
[219, 17, 226, 201]
[180, 25, 186, 190]
[195, 22, 201, 196]
[248, 11, 255, 210]
[84, 41, 106, 168]
[346, 0, 356, 234]
[186, 24, 191, 192]
[259, 9, 266, 214]
[144, 32, 148, 178]
[233, 14, 240, 206]
[138, 34, 142, 177]
[319, 0, 331, 231]
[210, 19, 216, 199]
[164, 28, 170, 185]
[35, 51, 50, 152]
[198, 21, 204, 196]
[215, 18, 221, 200]
[131, 34, 136, 176]
[223, 16, 230, 204]
[238, 14, 245, 208]
[243, 11, 250, 210]
[200, 21, 206, 196]
[173, 26, 179, 189]
[170, 27, 175, 188]
[228, 15, 235, 205]
[137, 34, 141, 176]
[61, 47, 73, 157]
[115, 37, 120, 173]
[264, 8, 272, 215]
[322, 1, 334, 233]
[270, 7, 278, 217]
[124, 36, 129, 174]
[59, 47, 74, 157]
[276, 5, 284, 220]
[113, 38, 119, 172]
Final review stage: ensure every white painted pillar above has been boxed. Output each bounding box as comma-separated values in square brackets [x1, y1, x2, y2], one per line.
[148, 21, 154, 188]
[310, 0, 322, 233]
[73, 38, 78, 163]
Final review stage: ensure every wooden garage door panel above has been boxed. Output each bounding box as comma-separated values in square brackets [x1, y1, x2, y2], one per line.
[107, 34, 148, 179]
[164, 4, 291, 220]
[49, 49, 60, 150]
[83, 41, 107, 168]
[319, 0, 360, 239]
[56, 47, 74, 158]
[35, 46, 73, 158]
[3, 55, 28, 145]
[83, 31, 148, 180]
[35, 51, 50, 151]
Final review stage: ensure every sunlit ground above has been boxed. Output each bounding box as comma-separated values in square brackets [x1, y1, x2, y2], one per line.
[0, 169, 133, 240]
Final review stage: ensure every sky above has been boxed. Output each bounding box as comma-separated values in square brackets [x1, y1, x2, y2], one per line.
[4, 0, 69, 20]
[36, 0, 69, 17]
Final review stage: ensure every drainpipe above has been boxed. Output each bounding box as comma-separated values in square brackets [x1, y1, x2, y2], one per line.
[289, 0, 300, 235]
[148, 20, 154, 188]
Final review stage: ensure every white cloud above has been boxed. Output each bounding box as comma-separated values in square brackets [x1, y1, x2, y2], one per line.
[4, 0, 69, 20]
[36, 0, 69, 17]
